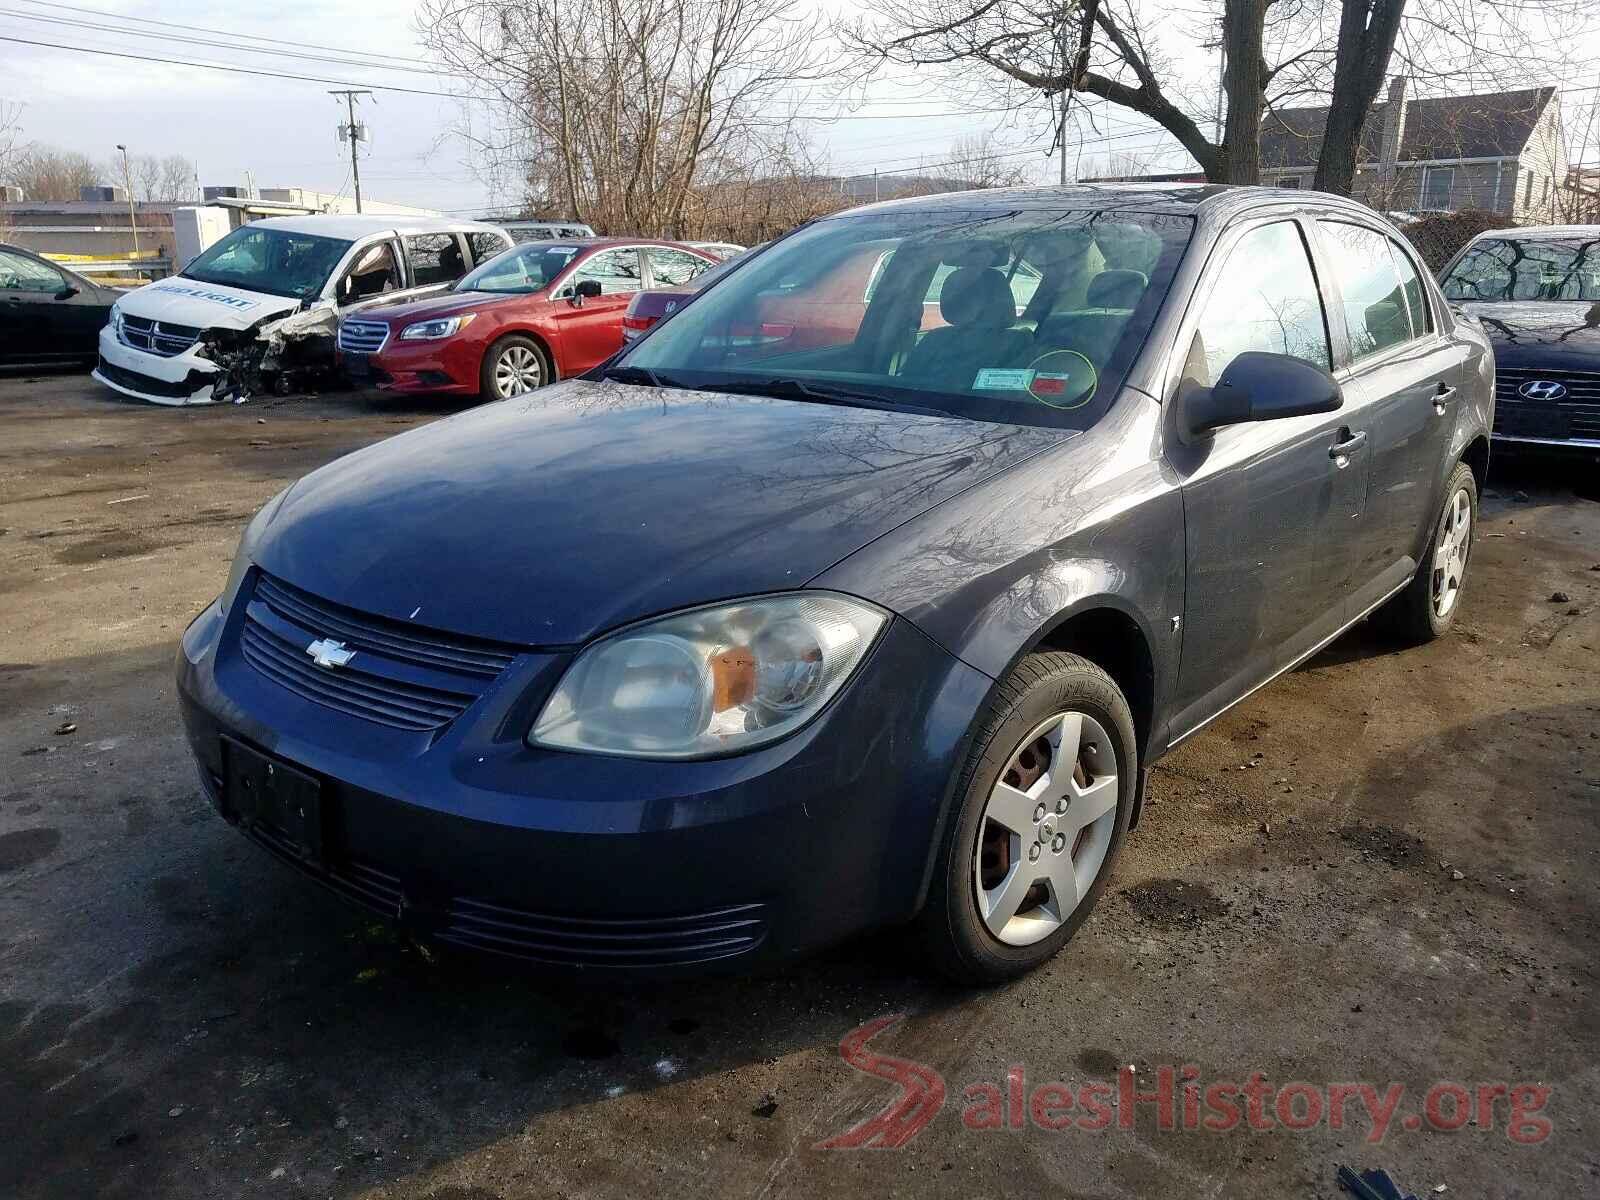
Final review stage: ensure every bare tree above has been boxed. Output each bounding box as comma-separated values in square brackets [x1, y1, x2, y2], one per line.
[127, 153, 198, 203]
[943, 132, 1036, 188]
[0, 100, 22, 188]
[842, 0, 1600, 192]
[3, 145, 102, 201]
[418, 0, 829, 235]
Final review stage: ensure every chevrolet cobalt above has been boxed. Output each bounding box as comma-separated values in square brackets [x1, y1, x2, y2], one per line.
[177, 185, 1492, 982]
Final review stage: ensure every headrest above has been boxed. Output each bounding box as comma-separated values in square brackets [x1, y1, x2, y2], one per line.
[1085, 269, 1148, 310]
[939, 267, 1017, 329]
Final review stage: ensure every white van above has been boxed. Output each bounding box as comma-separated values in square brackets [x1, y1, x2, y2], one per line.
[94, 215, 513, 405]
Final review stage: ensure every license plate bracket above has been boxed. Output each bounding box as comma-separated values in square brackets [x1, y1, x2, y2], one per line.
[222, 737, 324, 861]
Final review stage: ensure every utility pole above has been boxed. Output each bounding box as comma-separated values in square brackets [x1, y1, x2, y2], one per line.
[330, 89, 372, 213]
[115, 143, 140, 257]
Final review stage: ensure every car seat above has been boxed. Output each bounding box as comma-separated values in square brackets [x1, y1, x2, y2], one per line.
[900, 266, 1030, 388]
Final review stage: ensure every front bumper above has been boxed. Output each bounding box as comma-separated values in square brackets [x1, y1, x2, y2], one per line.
[360, 335, 482, 396]
[175, 582, 992, 972]
[93, 325, 218, 406]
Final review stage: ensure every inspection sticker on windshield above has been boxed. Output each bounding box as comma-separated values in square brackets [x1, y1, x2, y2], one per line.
[972, 368, 1035, 390]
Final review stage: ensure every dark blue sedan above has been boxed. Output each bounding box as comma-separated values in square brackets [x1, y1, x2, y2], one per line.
[177, 184, 1492, 981]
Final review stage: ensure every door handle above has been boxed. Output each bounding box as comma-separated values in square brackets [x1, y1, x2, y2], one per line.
[1329, 430, 1367, 464]
[1433, 382, 1456, 414]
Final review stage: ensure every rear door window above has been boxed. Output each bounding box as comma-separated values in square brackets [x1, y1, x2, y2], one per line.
[648, 247, 714, 287]
[1188, 220, 1331, 386]
[1319, 221, 1414, 361]
[406, 233, 468, 287]
[1387, 238, 1432, 336]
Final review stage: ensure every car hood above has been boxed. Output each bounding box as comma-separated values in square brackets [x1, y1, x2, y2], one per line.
[359, 290, 526, 326]
[1457, 300, 1600, 368]
[121, 278, 302, 331]
[255, 379, 1067, 645]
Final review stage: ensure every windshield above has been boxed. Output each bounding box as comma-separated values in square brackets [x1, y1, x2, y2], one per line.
[617, 207, 1193, 429]
[1441, 236, 1600, 302]
[183, 226, 351, 300]
[458, 242, 583, 294]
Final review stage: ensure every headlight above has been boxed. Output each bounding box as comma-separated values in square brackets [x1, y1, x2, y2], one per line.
[109, 301, 124, 335]
[529, 592, 888, 759]
[399, 314, 475, 340]
[218, 488, 289, 615]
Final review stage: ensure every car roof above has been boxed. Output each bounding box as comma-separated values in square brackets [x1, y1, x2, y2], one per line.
[504, 237, 711, 251]
[241, 214, 509, 239]
[1466, 224, 1600, 241]
[832, 182, 1373, 221]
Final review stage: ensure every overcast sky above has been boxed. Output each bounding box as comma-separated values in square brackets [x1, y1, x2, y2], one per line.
[4, 0, 1595, 217]
[2, 0, 1071, 215]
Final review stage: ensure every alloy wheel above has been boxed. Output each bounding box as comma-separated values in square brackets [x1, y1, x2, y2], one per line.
[493, 345, 543, 398]
[974, 711, 1119, 946]
[1431, 487, 1472, 618]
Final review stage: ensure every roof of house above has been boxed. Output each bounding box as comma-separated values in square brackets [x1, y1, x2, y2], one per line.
[1261, 86, 1557, 170]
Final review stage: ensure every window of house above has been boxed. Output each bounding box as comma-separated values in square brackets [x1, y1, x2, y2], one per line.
[565, 247, 643, 296]
[1319, 221, 1414, 362]
[405, 233, 467, 287]
[1524, 171, 1535, 206]
[1187, 220, 1330, 387]
[1423, 167, 1454, 210]
[1276, 176, 1303, 189]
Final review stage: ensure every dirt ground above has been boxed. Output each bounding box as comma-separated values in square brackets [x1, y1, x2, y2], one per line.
[2, 370, 1598, 1200]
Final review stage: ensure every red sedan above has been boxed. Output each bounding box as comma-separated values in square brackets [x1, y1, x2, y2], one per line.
[337, 238, 718, 400]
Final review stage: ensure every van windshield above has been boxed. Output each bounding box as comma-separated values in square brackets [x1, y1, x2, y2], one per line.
[458, 242, 583, 294]
[182, 226, 352, 300]
[617, 207, 1192, 430]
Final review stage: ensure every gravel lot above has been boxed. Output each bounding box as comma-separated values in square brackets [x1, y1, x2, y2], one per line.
[2, 371, 1597, 1200]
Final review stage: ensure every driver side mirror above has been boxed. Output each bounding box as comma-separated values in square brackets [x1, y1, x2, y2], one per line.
[1184, 351, 1342, 437]
[54, 285, 79, 301]
[569, 278, 603, 306]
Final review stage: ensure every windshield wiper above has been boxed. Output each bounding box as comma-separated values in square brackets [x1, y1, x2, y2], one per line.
[602, 365, 677, 388]
[693, 377, 946, 417]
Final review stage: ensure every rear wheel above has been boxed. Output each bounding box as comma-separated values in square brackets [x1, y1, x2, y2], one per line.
[1376, 461, 1477, 642]
[480, 335, 549, 400]
[920, 652, 1136, 984]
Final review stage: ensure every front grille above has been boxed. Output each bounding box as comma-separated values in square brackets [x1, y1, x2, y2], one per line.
[438, 897, 769, 967]
[1494, 366, 1600, 440]
[240, 572, 519, 731]
[242, 823, 768, 967]
[338, 320, 390, 354]
[120, 314, 201, 357]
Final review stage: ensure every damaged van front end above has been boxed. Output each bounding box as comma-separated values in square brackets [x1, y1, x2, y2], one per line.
[94, 283, 339, 406]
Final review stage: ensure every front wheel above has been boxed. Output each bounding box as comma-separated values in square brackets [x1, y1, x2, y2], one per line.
[480, 335, 549, 400]
[1376, 461, 1478, 642]
[920, 652, 1137, 984]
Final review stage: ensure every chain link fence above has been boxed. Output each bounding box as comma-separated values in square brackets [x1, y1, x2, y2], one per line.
[1398, 209, 1513, 272]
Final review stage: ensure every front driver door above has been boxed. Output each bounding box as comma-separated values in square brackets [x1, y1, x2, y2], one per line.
[0, 247, 78, 363]
[1166, 216, 1369, 743]
[548, 247, 643, 373]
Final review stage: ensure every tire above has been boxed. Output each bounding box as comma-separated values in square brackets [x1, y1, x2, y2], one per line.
[479, 335, 550, 401]
[920, 651, 1138, 985]
[1376, 461, 1478, 643]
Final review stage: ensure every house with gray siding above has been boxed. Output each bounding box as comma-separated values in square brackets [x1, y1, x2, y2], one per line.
[1260, 82, 1568, 221]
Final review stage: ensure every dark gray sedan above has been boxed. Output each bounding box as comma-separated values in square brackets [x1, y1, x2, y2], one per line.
[177, 184, 1491, 982]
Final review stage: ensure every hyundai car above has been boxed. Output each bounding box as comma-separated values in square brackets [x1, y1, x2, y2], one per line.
[177, 185, 1491, 982]
[1439, 224, 1599, 456]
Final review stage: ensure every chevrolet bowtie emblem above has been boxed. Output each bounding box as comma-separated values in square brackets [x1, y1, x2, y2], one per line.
[306, 638, 356, 669]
